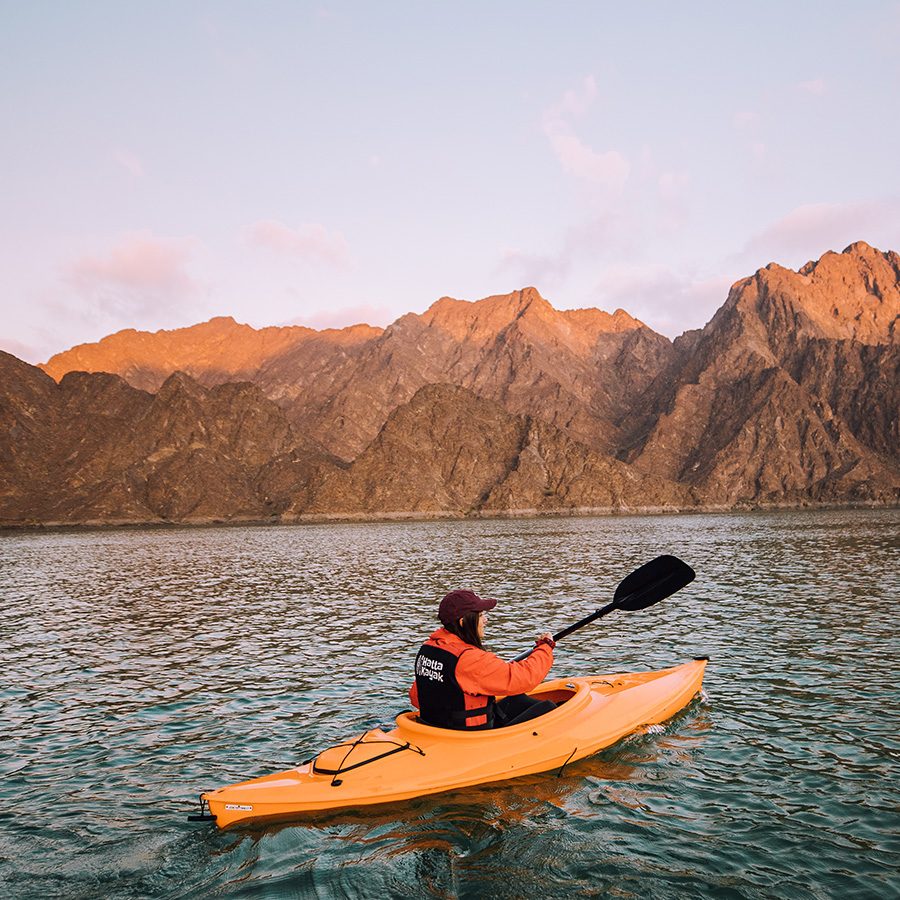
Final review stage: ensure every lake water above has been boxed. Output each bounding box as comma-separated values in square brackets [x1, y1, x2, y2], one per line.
[1, 510, 898, 899]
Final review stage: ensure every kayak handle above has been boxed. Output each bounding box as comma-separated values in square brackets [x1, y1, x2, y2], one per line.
[187, 795, 217, 824]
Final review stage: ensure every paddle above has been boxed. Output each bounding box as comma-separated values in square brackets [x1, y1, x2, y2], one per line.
[510, 554, 695, 662]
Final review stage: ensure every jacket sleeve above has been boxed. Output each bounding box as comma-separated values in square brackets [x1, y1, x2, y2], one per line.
[408, 680, 420, 709]
[455, 644, 553, 697]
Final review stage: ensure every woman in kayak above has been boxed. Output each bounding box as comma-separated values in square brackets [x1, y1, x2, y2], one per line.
[410, 589, 557, 730]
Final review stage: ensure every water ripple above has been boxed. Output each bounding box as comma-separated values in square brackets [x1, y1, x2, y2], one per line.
[1, 509, 898, 898]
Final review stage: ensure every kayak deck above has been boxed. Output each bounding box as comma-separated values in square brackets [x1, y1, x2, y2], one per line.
[200, 658, 707, 829]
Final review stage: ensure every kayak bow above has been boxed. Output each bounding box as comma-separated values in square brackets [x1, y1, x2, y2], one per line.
[198, 658, 707, 829]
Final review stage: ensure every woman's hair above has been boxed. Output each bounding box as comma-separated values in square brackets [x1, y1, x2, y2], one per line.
[443, 611, 483, 649]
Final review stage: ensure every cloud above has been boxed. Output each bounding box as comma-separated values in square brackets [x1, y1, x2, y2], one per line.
[653, 171, 692, 233]
[548, 135, 631, 189]
[797, 78, 826, 96]
[498, 212, 632, 288]
[248, 219, 351, 268]
[498, 174, 692, 292]
[731, 108, 767, 161]
[739, 198, 900, 266]
[63, 233, 199, 319]
[559, 74, 598, 116]
[732, 110, 760, 129]
[0, 336, 41, 364]
[499, 246, 570, 289]
[113, 148, 145, 177]
[281, 303, 393, 330]
[542, 76, 630, 192]
[658, 171, 689, 198]
[592, 263, 732, 337]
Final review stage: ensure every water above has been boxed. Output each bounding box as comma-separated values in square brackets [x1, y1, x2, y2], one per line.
[1, 510, 898, 899]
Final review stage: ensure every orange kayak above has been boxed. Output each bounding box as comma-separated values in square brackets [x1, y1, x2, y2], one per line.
[200, 658, 707, 829]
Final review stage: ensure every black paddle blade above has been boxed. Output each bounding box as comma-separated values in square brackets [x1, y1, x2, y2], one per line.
[613, 554, 695, 612]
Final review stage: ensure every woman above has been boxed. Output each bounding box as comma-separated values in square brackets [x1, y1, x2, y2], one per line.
[409, 589, 557, 729]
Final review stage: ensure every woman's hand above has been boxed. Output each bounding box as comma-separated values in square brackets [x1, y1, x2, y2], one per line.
[534, 632, 556, 649]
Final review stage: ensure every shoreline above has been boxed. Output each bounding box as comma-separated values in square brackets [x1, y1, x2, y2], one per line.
[1, 499, 896, 534]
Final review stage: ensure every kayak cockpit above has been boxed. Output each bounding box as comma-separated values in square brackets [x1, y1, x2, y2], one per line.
[396, 677, 593, 738]
[532, 687, 578, 706]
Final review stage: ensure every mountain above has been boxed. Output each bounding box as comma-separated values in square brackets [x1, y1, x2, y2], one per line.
[291, 384, 689, 518]
[623, 242, 899, 505]
[40, 288, 674, 460]
[41, 316, 383, 394]
[0, 361, 684, 526]
[0, 354, 339, 525]
[3, 241, 897, 526]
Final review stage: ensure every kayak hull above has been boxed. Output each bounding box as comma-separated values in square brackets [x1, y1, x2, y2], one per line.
[202, 658, 707, 829]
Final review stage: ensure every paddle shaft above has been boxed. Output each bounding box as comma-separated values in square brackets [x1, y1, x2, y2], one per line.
[510, 600, 616, 662]
[551, 599, 617, 642]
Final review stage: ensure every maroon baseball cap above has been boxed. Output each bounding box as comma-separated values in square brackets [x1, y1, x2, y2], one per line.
[438, 589, 497, 625]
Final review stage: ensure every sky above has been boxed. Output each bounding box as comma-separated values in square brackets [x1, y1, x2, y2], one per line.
[2, 1, 899, 363]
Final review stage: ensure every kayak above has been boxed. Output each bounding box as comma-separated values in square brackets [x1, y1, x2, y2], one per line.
[198, 657, 707, 829]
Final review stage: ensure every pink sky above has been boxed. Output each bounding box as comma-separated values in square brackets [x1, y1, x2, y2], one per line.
[2, 3, 899, 362]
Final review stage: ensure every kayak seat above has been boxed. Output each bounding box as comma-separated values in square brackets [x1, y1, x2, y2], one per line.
[533, 688, 577, 706]
[409, 687, 579, 729]
[494, 694, 556, 728]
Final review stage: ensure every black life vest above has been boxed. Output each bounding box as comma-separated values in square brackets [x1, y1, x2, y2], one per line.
[414, 642, 496, 730]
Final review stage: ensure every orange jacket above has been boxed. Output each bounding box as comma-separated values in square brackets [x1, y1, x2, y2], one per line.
[409, 627, 554, 711]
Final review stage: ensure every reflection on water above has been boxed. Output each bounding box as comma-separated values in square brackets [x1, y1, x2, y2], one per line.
[1, 509, 898, 898]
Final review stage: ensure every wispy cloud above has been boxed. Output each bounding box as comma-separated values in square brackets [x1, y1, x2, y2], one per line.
[739, 198, 900, 266]
[113, 148, 145, 177]
[281, 302, 393, 330]
[731, 107, 768, 162]
[732, 110, 760, 129]
[592, 263, 732, 337]
[497, 160, 692, 292]
[498, 212, 632, 288]
[0, 336, 41, 364]
[797, 78, 826, 96]
[63, 233, 199, 319]
[248, 219, 351, 268]
[499, 246, 570, 289]
[542, 76, 630, 192]
[658, 172, 689, 200]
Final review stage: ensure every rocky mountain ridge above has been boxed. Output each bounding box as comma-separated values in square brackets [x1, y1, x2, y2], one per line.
[0, 358, 691, 525]
[623, 242, 899, 504]
[3, 241, 898, 526]
[41, 316, 383, 395]
[41, 287, 674, 459]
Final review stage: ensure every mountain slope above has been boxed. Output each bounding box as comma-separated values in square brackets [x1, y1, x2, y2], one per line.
[8, 242, 900, 523]
[0, 354, 341, 525]
[40, 288, 674, 461]
[41, 316, 382, 393]
[292, 384, 690, 517]
[623, 242, 900, 504]
[0, 359, 688, 525]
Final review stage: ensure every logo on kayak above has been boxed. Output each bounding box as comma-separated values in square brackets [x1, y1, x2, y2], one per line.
[225, 804, 253, 811]
[416, 656, 444, 682]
